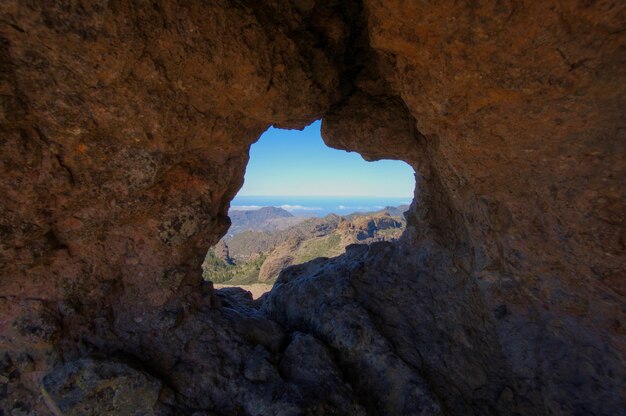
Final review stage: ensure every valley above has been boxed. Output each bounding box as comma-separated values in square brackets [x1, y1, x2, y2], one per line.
[203, 205, 408, 296]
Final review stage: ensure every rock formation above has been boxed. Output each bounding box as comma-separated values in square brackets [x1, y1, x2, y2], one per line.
[0, 1, 624, 415]
[213, 240, 233, 265]
[342, 213, 403, 240]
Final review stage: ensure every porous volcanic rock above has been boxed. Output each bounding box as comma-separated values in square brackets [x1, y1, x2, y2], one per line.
[0, 1, 624, 415]
[42, 358, 163, 416]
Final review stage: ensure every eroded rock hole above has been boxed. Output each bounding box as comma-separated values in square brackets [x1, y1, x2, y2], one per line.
[203, 121, 415, 298]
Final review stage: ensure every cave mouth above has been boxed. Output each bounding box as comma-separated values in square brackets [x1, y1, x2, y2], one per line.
[203, 120, 415, 298]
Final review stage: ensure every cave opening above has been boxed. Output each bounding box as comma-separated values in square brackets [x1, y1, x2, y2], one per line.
[203, 120, 415, 298]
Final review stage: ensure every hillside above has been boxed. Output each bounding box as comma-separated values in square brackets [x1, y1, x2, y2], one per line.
[224, 214, 343, 259]
[202, 208, 405, 285]
[344, 204, 410, 220]
[227, 206, 306, 235]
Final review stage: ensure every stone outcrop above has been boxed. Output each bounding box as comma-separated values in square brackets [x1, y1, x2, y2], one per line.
[340, 213, 403, 240]
[213, 240, 233, 265]
[0, 1, 624, 415]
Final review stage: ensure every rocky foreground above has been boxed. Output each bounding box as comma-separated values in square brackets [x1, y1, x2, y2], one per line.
[0, 1, 624, 415]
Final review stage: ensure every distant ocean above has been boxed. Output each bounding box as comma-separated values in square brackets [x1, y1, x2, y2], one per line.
[230, 195, 412, 217]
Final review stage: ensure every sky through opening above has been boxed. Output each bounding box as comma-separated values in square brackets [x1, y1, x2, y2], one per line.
[237, 121, 414, 198]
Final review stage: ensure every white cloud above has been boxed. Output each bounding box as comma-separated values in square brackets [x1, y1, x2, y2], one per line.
[280, 204, 321, 211]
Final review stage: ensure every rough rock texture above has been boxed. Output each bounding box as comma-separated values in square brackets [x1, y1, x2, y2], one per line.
[42, 358, 163, 415]
[0, 1, 624, 415]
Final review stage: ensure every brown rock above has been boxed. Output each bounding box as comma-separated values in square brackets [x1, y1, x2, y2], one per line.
[257, 237, 301, 282]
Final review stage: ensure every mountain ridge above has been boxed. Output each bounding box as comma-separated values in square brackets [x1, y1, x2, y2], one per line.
[227, 206, 305, 235]
[203, 206, 406, 285]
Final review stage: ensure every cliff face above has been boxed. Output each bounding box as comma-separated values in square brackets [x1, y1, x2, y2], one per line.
[0, 1, 624, 415]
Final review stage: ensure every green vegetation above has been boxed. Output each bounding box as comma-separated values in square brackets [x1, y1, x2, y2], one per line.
[375, 227, 403, 239]
[201, 249, 231, 283]
[202, 249, 267, 285]
[204, 208, 406, 286]
[295, 233, 343, 263]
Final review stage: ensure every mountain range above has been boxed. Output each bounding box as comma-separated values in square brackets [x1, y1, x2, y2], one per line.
[226, 206, 305, 235]
[203, 205, 408, 285]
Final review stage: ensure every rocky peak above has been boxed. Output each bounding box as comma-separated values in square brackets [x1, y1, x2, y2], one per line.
[213, 239, 233, 265]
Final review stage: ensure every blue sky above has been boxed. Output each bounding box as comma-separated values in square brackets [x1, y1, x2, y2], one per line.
[237, 121, 415, 197]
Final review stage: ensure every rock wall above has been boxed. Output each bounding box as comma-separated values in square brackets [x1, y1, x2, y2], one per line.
[0, 1, 624, 415]
[320, 2, 625, 414]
